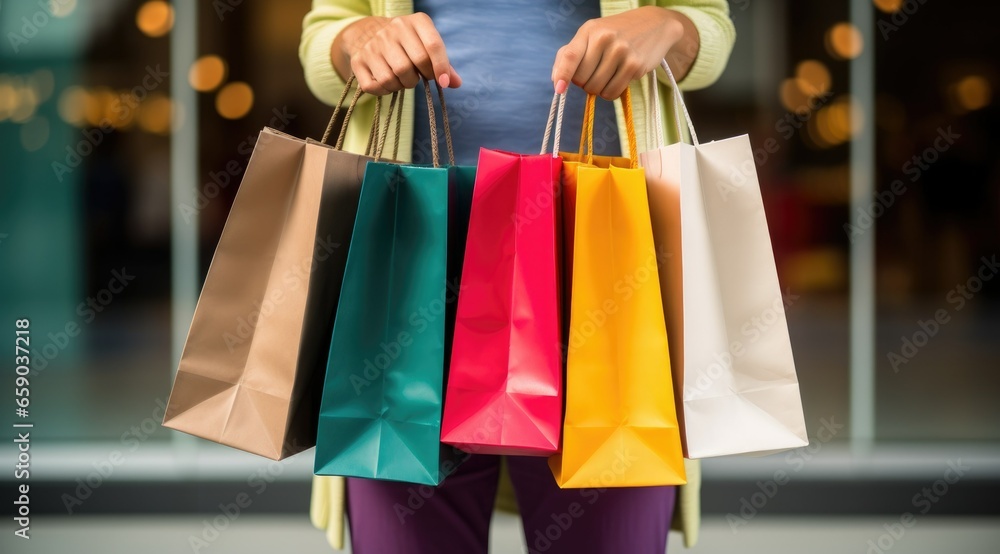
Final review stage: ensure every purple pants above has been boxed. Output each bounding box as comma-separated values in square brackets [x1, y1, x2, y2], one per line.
[346, 454, 676, 553]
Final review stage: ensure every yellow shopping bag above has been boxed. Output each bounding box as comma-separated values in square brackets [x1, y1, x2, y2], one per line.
[549, 87, 686, 488]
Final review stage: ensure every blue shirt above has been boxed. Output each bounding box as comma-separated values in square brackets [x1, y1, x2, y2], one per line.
[411, 0, 621, 166]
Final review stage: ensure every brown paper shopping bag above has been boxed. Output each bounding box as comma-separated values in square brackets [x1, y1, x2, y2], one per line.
[163, 83, 403, 459]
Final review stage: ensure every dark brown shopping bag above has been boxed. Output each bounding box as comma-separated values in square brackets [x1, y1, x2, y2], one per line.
[162, 83, 403, 459]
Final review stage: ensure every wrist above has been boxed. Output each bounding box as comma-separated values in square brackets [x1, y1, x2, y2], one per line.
[662, 12, 686, 46]
[332, 16, 389, 80]
[342, 16, 389, 55]
[659, 9, 699, 80]
[630, 6, 685, 62]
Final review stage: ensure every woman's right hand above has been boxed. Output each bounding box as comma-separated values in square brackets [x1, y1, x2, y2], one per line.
[332, 13, 462, 95]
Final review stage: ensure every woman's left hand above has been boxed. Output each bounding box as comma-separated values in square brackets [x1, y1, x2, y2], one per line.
[551, 6, 694, 100]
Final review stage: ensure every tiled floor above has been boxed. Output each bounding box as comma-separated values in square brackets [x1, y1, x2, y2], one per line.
[3, 514, 998, 553]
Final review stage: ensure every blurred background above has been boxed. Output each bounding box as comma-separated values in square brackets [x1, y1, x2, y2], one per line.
[1, 0, 998, 552]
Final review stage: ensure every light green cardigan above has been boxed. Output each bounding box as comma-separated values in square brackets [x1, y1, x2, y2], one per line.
[300, 1, 735, 550]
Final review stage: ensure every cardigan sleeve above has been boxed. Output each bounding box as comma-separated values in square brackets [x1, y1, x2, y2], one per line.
[299, 0, 373, 106]
[660, 0, 736, 91]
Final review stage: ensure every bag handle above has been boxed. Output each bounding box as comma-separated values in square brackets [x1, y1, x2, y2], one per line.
[321, 75, 364, 148]
[576, 88, 638, 168]
[648, 59, 699, 148]
[540, 92, 567, 156]
[319, 75, 405, 158]
[364, 94, 383, 156]
[318, 77, 407, 160]
[421, 77, 456, 168]
[577, 93, 596, 161]
[372, 88, 404, 161]
[621, 86, 638, 166]
[435, 81, 456, 166]
[392, 88, 404, 159]
[367, 89, 406, 160]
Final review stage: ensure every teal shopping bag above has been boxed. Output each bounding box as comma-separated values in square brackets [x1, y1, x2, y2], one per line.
[315, 81, 474, 485]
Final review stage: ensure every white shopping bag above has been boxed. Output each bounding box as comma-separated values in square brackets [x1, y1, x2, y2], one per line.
[640, 61, 808, 459]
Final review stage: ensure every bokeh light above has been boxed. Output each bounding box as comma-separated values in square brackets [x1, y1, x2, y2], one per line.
[872, 0, 903, 13]
[826, 22, 863, 60]
[215, 82, 254, 119]
[136, 1, 175, 37]
[50, 0, 78, 18]
[138, 93, 173, 135]
[84, 87, 114, 126]
[953, 75, 992, 112]
[109, 93, 138, 130]
[780, 78, 811, 112]
[10, 85, 39, 123]
[805, 95, 862, 149]
[0, 77, 17, 122]
[188, 55, 228, 92]
[58, 85, 89, 126]
[795, 60, 831, 97]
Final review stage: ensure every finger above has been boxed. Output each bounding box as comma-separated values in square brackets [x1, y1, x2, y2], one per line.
[571, 41, 603, 91]
[551, 30, 590, 91]
[382, 39, 420, 89]
[444, 67, 462, 88]
[599, 62, 635, 101]
[581, 50, 619, 98]
[396, 23, 435, 81]
[409, 15, 460, 87]
[397, 28, 462, 88]
[366, 54, 404, 95]
[352, 59, 384, 96]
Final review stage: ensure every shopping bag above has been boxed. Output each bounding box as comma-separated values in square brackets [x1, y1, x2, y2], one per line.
[549, 88, 686, 488]
[162, 81, 398, 460]
[441, 93, 567, 456]
[641, 61, 808, 458]
[558, 94, 632, 307]
[315, 81, 472, 485]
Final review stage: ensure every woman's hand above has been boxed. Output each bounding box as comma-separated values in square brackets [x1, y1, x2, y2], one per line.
[332, 13, 462, 95]
[551, 7, 698, 100]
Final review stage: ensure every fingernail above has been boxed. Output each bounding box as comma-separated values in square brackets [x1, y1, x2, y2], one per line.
[438, 73, 450, 88]
[555, 79, 568, 94]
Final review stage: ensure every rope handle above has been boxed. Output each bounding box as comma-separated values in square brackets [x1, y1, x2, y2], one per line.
[577, 89, 638, 168]
[393, 88, 404, 160]
[434, 81, 456, 166]
[321, 74, 363, 146]
[364, 94, 382, 157]
[373, 89, 404, 161]
[421, 77, 441, 167]
[577, 93, 595, 160]
[539, 92, 567, 156]
[320, 74, 406, 157]
[646, 68, 664, 149]
[421, 78, 457, 167]
[621, 86, 638, 167]
[648, 59, 699, 148]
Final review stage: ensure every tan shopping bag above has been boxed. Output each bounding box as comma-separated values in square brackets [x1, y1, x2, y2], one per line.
[641, 61, 808, 459]
[163, 84, 402, 459]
